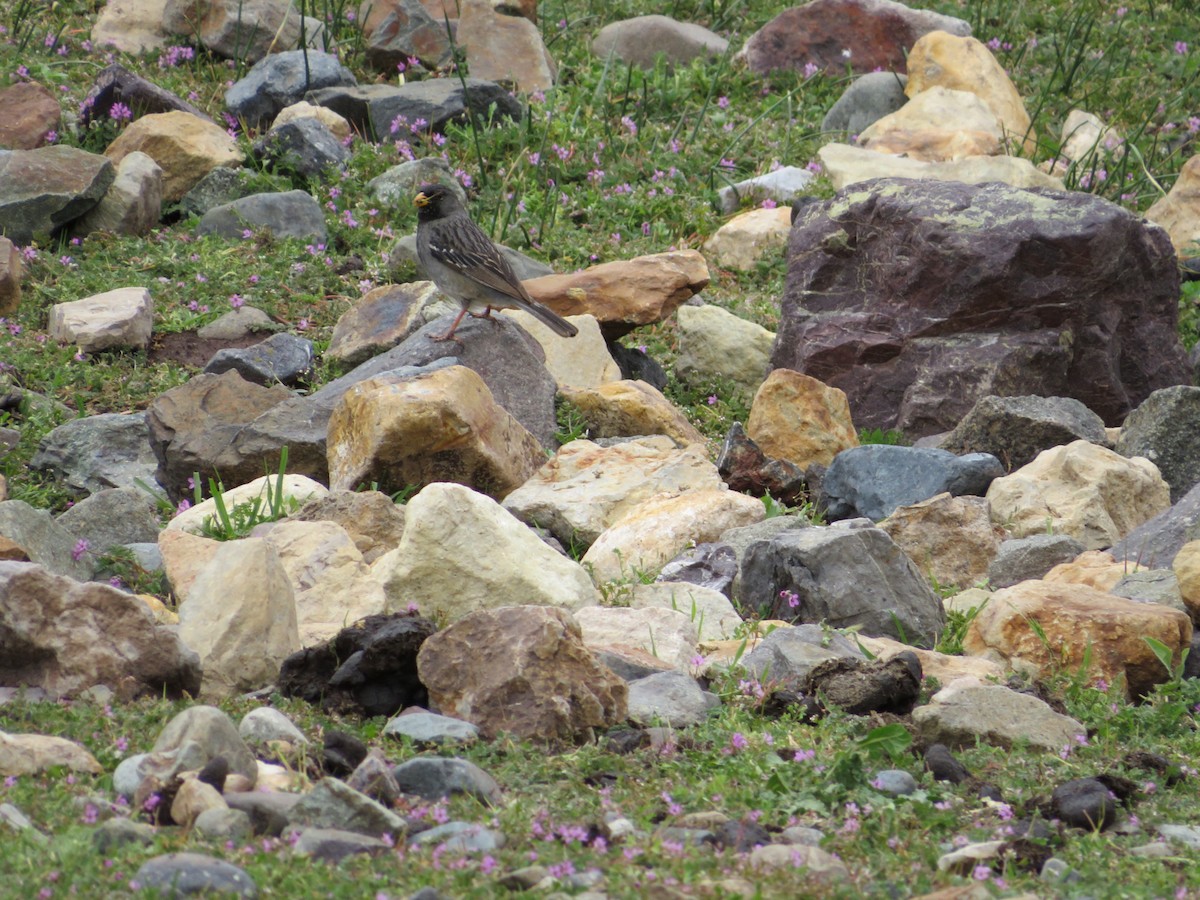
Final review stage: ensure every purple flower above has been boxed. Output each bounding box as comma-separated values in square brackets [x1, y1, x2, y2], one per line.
[109, 102, 132, 121]
[1176, 41, 1189, 54]
[71, 538, 90, 562]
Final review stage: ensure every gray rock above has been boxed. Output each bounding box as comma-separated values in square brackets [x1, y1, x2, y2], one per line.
[940, 395, 1110, 471]
[197, 306, 278, 341]
[368, 159, 464, 207]
[364, 0, 452, 73]
[79, 64, 213, 130]
[113, 742, 209, 799]
[196, 190, 327, 242]
[225, 49, 356, 128]
[178, 167, 264, 219]
[163, 0, 300, 65]
[193, 807, 254, 844]
[912, 681, 1085, 752]
[1051, 777, 1117, 830]
[1156, 824, 1200, 850]
[152, 706, 258, 787]
[1115, 385, 1200, 502]
[742, 624, 865, 683]
[656, 542, 738, 598]
[409, 821, 505, 852]
[306, 79, 522, 142]
[720, 514, 813, 601]
[124, 542, 163, 572]
[30, 412, 161, 497]
[626, 670, 720, 727]
[0, 500, 93, 580]
[591, 15, 728, 70]
[717, 166, 818, 214]
[821, 445, 1004, 521]
[1110, 478, 1200, 569]
[822, 71, 909, 136]
[224, 792, 300, 837]
[252, 118, 350, 179]
[390, 757, 502, 805]
[290, 826, 390, 861]
[203, 332, 315, 386]
[346, 754, 401, 806]
[741, 525, 946, 646]
[0, 802, 37, 833]
[238, 707, 308, 746]
[56, 488, 161, 556]
[132, 852, 258, 898]
[383, 711, 480, 745]
[287, 777, 407, 837]
[1111, 569, 1185, 612]
[93, 816, 156, 851]
[0, 146, 114, 244]
[987, 533, 1087, 588]
[872, 769, 918, 796]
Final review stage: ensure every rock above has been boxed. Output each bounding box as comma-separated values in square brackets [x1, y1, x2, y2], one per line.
[369, 159, 467, 209]
[609, 341, 669, 391]
[940, 395, 1109, 472]
[252, 118, 350, 179]
[880, 493, 1004, 591]
[289, 489, 406, 565]
[223, 791, 299, 836]
[1110, 480, 1200, 570]
[523, 250, 710, 340]
[0, 236, 21, 316]
[582, 488, 764, 586]
[55, 487, 161, 553]
[817, 142, 1065, 191]
[1115, 386, 1200, 502]
[163, 0, 301, 63]
[1174, 540, 1200, 623]
[741, 624, 865, 683]
[390, 756, 502, 805]
[166, 473, 327, 535]
[716, 423, 808, 506]
[133, 853, 258, 898]
[741, 524, 946, 645]
[657, 543, 738, 598]
[93, 816, 156, 851]
[457, 0, 555, 93]
[986, 441, 1171, 549]
[560, 379, 705, 447]
[745, 369, 858, 469]
[176, 537, 300, 699]
[417, 605, 627, 742]
[178, 166, 262, 218]
[48, 286, 153, 354]
[373, 482, 598, 621]
[964, 580, 1192, 698]
[291, 826, 390, 861]
[775, 178, 1181, 437]
[804, 651, 922, 715]
[717, 167, 818, 215]
[383, 711, 479, 745]
[225, 49, 356, 128]
[153, 706, 258, 786]
[823, 446, 1003, 523]
[272, 101, 352, 141]
[857, 86, 1003, 160]
[195, 189, 328, 242]
[289, 777, 407, 837]
[79, 63, 211, 128]
[1052, 778, 1118, 831]
[748, 842, 849, 880]
[170, 777, 226, 829]
[1059, 109, 1124, 169]
[409, 821, 506, 853]
[591, 15, 728, 70]
[857, 633, 1005, 684]
[1111, 569, 1185, 616]
[92, 0, 170, 54]
[630, 582, 743, 642]
[0, 82, 61, 149]
[936, 840, 1008, 876]
[326, 364, 547, 499]
[198, 305, 279, 339]
[0, 146, 115, 244]
[203, 332, 314, 386]
[1146, 154, 1200, 258]
[305, 79, 522, 141]
[872, 769, 918, 796]
[71, 150, 163, 238]
[702, 206, 793, 271]
[912, 677, 1086, 752]
[502, 437, 722, 550]
[924, 743, 971, 784]
[739, 0, 970, 77]
[987, 533, 1087, 589]
[104, 110, 243, 203]
[575, 605, 700, 670]
[363, 0, 452, 73]
[0, 500, 92, 580]
[822, 71, 909, 136]
[626, 670, 720, 727]
[278, 613, 434, 717]
[194, 807, 254, 843]
[905, 31, 1035, 154]
[1042, 550, 1134, 592]
[0, 731, 103, 776]
[325, 281, 442, 367]
[239, 707, 308, 746]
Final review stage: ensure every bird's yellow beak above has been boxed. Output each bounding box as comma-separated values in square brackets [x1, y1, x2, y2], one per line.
[414, 191, 430, 208]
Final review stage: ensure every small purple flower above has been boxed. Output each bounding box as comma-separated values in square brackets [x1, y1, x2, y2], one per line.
[973, 865, 991, 881]
[228, 294, 245, 309]
[109, 102, 132, 121]
[71, 538, 90, 562]
[1176, 41, 1189, 55]
[716, 95, 730, 109]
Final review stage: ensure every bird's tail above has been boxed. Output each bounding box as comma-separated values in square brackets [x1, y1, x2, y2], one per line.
[521, 299, 579, 338]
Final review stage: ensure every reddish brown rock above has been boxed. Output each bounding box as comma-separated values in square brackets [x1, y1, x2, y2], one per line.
[363, 0, 453, 72]
[417, 606, 628, 743]
[0, 82, 61, 150]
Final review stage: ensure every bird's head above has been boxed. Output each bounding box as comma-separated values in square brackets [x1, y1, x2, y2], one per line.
[413, 183, 458, 221]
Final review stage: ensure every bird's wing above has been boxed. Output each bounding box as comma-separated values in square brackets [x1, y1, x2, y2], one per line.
[426, 215, 532, 302]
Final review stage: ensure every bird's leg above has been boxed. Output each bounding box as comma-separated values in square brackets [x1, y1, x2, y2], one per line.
[431, 306, 470, 342]
[479, 305, 503, 328]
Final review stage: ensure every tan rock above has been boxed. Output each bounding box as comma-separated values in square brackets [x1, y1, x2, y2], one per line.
[818, 143, 1065, 192]
[575, 605, 700, 669]
[1043, 549, 1138, 592]
[373, 482, 599, 623]
[503, 311, 621, 390]
[0, 81, 61, 150]
[0, 475, 7, 504]
[912, 676, 1085, 751]
[92, 0, 170, 53]
[524, 250, 710, 335]
[48, 286, 154, 353]
[139, 593, 179, 625]
[746, 369, 858, 469]
[675, 303, 775, 397]
[748, 843, 849, 879]
[457, 0, 554, 92]
[166, 474, 328, 534]
[0, 731, 102, 776]
[502, 437, 722, 548]
[326, 365, 549, 499]
[273, 101, 352, 141]
[986, 441, 1170, 549]
[963, 579, 1192, 697]
[1146, 154, 1200, 258]
[72, 150, 163, 238]
[881, 493, 1004, 591]
[1060, 109, 1124, 166]
[702, 206, 792, 271]
[171, 777, 227, 829]
[629, 582, 743, 642]
[417, 605, 627, 742]
[561, 379, 705, 447]
[905, 31, 1035, 154]
[582, 488, 765, 585]
[290, 489, 406, 565]
[158, 528, 221, 602]
[0, 236, 22, 317]
[856, 634, 1005, 684]
[105, 110, 244, 203]
[326, 281, 443, 367]
[858, 86, 1004, 161]
[861, 128, 1000, 161]
[1172, 539, 1200, 623]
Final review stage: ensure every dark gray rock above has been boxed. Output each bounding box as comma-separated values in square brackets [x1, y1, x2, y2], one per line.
[93, 816, 156, 852]
[822, 71, 909, 136]
[287, 777, 407, 837]
[203, 332, 315, 386]
[224, 792, 301, 837]
[306, 79, 522, 141]
[80, 64, 213, 128]
[608, 341, 668, 391]
[152, 706, 258, 787]
[193, 808, 254, 844]
[940, 395, 1110, 471]
[56, 487, 161, 555]
[346, 754, 401, 806]
[195, 190, 328, 242]
[178, 167, 265, 219]
[1115, 385, 1200, 502]
[392, 757, 502, 805]
[820, 445, 1003, 521]
[626, 670, 720, 727]
[225, 49, 356, 128]
[655, 542, 738, 598]
[133, 853, 257, 897]
[924, 743, 971, 784]
[1110, 569, 1185, 614]
[1110, 479, 1200, 569]
[742, 623, 865, 683]
[0, 500, 93, 580]
[364, 0, 452, 73]
[368, 158, 463, 207]
[252, 118, 350, 179]
[290, 826, 390, 861]
[1051, 777, 1118, 830]
[987, 533, 1087, 588]
[30, 412, 161, 496]
[722, 515, 813, 600]
[741, 524, 946, 645]
[772, 178, 1190, 436]
[590, 15, 728, 70]
[0, 146, 114, 244]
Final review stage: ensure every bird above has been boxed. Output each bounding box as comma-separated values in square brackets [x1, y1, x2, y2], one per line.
[413, 182, 579, 342]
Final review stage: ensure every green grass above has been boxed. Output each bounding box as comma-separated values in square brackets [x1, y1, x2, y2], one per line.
[1, 0, 1200, 895]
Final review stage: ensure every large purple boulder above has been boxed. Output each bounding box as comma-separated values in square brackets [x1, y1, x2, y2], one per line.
[772, 178, 1189, 437]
